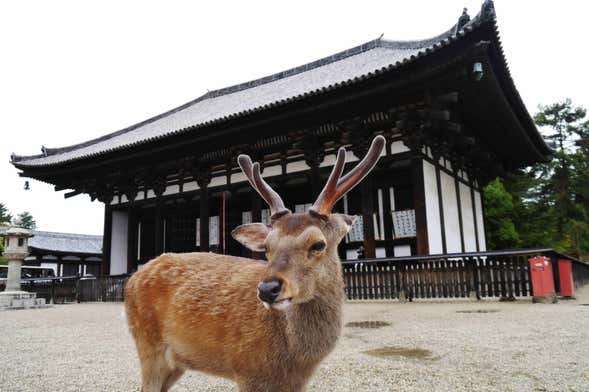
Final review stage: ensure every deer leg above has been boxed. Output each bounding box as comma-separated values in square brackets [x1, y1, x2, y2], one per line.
[138, 348, 172, 392]
[161, 367, 185, 392]
[238, 380, 307, 392]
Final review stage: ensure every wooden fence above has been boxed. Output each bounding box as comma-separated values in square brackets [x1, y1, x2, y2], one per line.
[77, 274, 129, 302]
[21, 276, 79, 304]
[21, 274, 129, 304]
[17, 248, 589, 303]
[342, 248, 589, 301]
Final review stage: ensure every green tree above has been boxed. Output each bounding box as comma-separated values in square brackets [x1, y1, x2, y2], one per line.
[13, 211, 36, 230]
[534, 99, 587, 238]
[483, 178, 519, 249]
[0, 202, 11, 264]
[0, 203, 12, 224]
[494, 99, 589, 258]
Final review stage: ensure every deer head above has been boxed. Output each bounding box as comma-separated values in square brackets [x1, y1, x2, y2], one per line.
[232, 135, 385, 310]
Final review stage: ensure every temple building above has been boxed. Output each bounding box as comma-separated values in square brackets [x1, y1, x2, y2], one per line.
[0, 228, 102, 276]
[11, 1, 550, 275]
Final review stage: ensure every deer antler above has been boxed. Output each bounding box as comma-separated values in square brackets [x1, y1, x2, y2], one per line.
[310, 135, 386, 217]
[238, 155, 291, 219]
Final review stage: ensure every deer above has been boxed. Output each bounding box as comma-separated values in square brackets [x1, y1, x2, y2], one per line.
[124, 135, 385, 392]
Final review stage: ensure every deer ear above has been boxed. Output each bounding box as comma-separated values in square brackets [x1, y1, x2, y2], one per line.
[333, 214, 357, 236]
[231, 223, 270, 252]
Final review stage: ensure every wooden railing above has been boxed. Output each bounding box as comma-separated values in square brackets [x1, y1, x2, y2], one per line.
[20, 276, 80, 304]
[341, 248, 589, 301]
[77, 274, 129, 302]
[17, 274, 130, 304]
[13, 249, 589, 303]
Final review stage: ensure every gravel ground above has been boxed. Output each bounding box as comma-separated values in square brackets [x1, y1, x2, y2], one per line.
[1, 288, 588, 392]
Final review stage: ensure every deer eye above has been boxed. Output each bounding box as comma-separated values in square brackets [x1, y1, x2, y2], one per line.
[309, 241, 326, 253]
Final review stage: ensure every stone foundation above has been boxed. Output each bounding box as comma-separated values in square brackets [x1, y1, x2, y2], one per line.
[0, 291, 51, 310]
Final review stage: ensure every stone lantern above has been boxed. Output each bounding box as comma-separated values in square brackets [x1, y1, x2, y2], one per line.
[0, 227, 48, 309]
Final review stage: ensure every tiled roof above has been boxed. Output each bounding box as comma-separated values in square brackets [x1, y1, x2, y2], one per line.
[28, 231, 102, 255]
[11, 2, 496, 168]
[0, 226, 102, 255]
[1, 227, 102, 255]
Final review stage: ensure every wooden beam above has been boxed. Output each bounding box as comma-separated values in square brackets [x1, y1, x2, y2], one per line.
[126, 206, 137, 273]
[64, 190, 82, 199]
[470, 183, 480, 252]
[199, 187, 210, 252]
[251, 191, 262, 259]
[361, 176, 376, 259]
[154, 198, 164, 255]
[455, 176, 465, 253]
[101, 206, 112, 276]
[382, 186, 394, 257]
[436, 165, 447, 254]
[412, 158, 429, 255]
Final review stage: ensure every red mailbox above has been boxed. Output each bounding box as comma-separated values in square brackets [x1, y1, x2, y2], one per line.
[558, 259, 574, 298]
[528, 256, 556, 302]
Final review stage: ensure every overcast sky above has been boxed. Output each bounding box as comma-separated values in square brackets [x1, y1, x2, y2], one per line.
[1, 0, 588, 235]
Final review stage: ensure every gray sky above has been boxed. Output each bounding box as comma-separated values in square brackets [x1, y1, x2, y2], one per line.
[1, 0, 588, 235]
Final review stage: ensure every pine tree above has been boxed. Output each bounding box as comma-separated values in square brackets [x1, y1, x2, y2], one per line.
[0, 203, 12, 225]
[13, 211, 36, 230]
[534, 99, 587, 238]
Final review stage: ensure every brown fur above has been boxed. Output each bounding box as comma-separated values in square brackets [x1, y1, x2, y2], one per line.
[125, 213, 352, 392]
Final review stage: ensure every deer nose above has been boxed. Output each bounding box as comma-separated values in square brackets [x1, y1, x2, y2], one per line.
[258, 279, 282, 304]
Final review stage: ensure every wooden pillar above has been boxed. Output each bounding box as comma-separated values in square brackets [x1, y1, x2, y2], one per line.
[455, 177, 465, 253]
[101, 205, 112, 276]
[412, 158, 429, 255]
[382, 186, 394, 257]
[470, 184, 480, 252]
[194, 169, 211, 253]
[224, 190, 240, 256]
[435, 165, 448, 254]
[126, 205, 137, 273]
[154, 198, 164, 255]
[309, 164, 321, 196]
[251, 191, 263, 259]
[361, 176, 376, 259]
[199, 187, 210, 252]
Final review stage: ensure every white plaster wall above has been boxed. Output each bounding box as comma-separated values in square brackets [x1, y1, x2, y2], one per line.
[474, 190, 487, 251]
[319, 154, 336, 167]
[110, 210, 128, 275]
[286, 160, 310, 173]
[183, 181, 199, 192]
[345, 151, 359, 163]
[440, 171, 461, 253]
[390, 140, 410, 155]
[209, 176, 227, 188]
[230, 172, 247, 183]
[394, 244, 411, 257]
[262, 165, 282, 177]
[422, 160, 443, 254]
[164, 184, 180, 195]
[460, 182, 477, 252]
